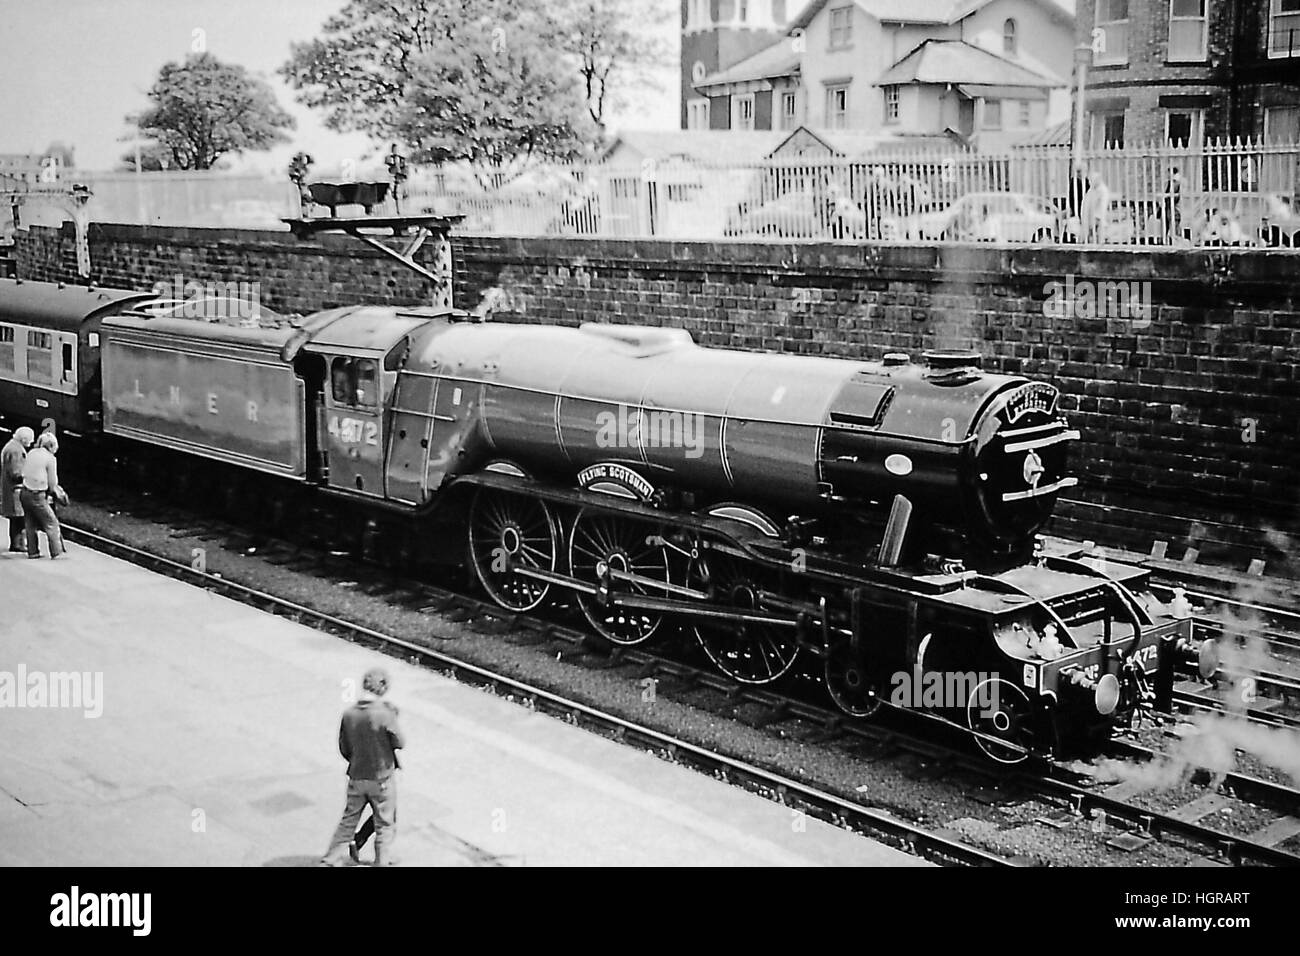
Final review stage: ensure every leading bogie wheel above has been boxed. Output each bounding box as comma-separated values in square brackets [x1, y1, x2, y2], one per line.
[966, 678, 1041, 765]
[824, 643, 883, 718]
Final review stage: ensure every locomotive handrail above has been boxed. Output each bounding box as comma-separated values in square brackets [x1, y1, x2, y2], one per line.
[1042, 555, 1155, 628]
[1002, 429, 1080, 453]
[968, 574, 1078, 649]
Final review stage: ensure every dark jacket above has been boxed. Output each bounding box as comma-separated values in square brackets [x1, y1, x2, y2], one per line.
[1, 438, 24, 519]
[338, 697, 405, 780]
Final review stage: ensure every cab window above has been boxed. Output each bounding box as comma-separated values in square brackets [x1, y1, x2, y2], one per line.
[329, 356, 378, 409]
[354, 360, 377, 408]
[330, 357, 352, 403]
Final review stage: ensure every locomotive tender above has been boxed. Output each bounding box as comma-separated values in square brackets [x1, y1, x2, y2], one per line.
[0, 274, 1211, 762]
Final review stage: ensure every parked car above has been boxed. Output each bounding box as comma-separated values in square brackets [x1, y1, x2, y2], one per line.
[1196, 206, 1256, 247]
[1259, 193, 1300, 247]
[726, 186, 867, 239]
[884, 191, 1059, 243]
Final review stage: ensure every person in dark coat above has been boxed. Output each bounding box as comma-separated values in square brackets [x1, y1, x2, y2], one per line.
[2, 427, 35, 552]
[319, 667, 405, 866]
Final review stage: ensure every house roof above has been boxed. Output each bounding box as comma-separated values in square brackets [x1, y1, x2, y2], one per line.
[790, 0, 1072, 31]
[1011, 119, 1072, 147]
[694, 40, 800, 91]
[874, 39, 1063, 88]
[770, 126, 965, 158]
[600, 130, 789, 164]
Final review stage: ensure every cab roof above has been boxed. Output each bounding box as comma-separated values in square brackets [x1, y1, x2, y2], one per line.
[293, 305, 448, 359]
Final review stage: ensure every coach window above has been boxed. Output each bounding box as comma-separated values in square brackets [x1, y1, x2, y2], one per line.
[26, 330, 52, 384]
[61, 341, 74, 385]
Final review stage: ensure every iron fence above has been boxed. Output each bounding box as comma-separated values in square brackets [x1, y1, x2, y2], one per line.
[6, 139, 1300, 249]
[407, 139, 1300, 248]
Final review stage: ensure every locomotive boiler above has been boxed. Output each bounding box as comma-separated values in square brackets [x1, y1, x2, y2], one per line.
[0, 275, 1212, 763]
[414, 320, 1078, 559]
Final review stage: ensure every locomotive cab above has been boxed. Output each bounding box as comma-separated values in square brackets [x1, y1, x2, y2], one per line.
[293, 307, 432, 499]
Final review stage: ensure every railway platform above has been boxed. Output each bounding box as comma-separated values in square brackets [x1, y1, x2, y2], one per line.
[0, 545, 925, 867]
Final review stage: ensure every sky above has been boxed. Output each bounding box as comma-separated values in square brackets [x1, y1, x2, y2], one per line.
[0, 0, 1072, 174]
[0, 0, 681, 173]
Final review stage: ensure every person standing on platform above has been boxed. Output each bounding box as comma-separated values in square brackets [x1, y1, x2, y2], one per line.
[20, 432, 68, 559]
[2, 427, 34, 553]
[320, 667, 405, 866]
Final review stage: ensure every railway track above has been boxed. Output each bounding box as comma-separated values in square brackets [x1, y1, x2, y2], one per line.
[57, 518, 1012, 869]
[56, 493, 1300, 866]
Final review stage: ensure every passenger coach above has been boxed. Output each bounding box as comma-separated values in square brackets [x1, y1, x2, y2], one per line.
[0, 278, 155, 434]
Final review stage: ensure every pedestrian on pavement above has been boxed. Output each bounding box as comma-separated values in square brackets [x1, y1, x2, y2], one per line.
[1, 427, 34, 553]
[320, 666, 405, 866]
[20, 432, 68, 559]
[348, 689, 401, 862]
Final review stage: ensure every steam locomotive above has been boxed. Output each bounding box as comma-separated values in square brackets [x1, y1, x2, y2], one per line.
[0, 275, 1212, 762]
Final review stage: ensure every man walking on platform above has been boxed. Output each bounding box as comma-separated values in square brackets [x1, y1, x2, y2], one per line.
[320, 667, 405, 866]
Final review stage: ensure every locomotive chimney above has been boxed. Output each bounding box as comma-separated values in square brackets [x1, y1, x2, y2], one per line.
[922, 349, 981, 381]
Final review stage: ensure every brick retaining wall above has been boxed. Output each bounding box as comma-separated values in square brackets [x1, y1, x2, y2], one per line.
[15, 222, 1300, 571]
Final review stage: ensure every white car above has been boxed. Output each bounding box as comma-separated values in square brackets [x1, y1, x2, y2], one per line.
[888, 192, 1059, 243]
[726, 188, 867, 239]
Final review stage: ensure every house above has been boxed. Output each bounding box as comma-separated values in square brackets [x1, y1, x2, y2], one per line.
[1079, 0, 1300, 147]
[687, 0, 1075, 145]
[689, 39, 804, 130]
[768, 126, 961, 158]
[872, 39, 1061, 149]
[680, 0, 797, 129]
[0, 149, 71, 187]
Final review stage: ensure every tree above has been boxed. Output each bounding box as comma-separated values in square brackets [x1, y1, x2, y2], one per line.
[117, 142, 174, 172]
[554, 0, 672, 131]
[281, 0, 665, 161]
[394, 8, 596, 173]
[126, 53, 295, 170]
[281, 0, 482, 142]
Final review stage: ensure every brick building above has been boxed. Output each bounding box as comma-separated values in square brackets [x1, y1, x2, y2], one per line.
[1078, 0, 1300, 147]
[681, 0, 794, 129]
